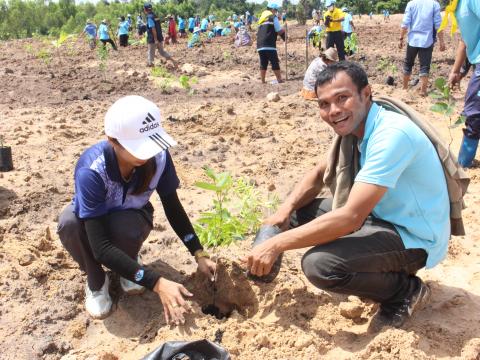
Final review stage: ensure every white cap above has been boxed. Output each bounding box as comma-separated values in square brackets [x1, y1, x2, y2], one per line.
[104, 95, 177, 160]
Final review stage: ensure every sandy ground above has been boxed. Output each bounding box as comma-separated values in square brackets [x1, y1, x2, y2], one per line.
[1, 14, 480, 360]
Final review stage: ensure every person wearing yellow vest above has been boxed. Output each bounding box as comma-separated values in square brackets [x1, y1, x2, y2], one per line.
[256, 2, 286, 84]
[441, 0, 480, 168]
[323, 0, 345, 60]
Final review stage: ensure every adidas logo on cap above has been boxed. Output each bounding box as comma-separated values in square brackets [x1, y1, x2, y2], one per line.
[140, 112, 159, 133]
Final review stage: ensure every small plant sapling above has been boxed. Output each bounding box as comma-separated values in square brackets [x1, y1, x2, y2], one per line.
[151, 66, 173, 79]
[344, 32, 358, 55]
[377, 57, 397, 85]
[97, 46, 109, 81]
[36, 48, 52, 65]
[429, 77, 464, 146]
[178, 75, 198, 95]
[194, 166, 278, 249]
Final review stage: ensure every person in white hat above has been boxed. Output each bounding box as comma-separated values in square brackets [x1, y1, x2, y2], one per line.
[57, 95, 216, 323]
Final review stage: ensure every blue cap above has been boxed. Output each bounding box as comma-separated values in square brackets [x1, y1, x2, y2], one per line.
[325, 0, 335, 7]
[143, 2, 152, 9]
[267, 2, 280, 10]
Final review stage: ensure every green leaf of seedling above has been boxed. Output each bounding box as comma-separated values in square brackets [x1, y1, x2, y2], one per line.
[434, 77, 446, 91]
[445, 106, 455, 117]
[203, 166, 217, 180]
[430, 102, 449, 114]
[194, 181, 219, 191]
[429, 92, 444, 100]
[216, 172, 231, 189]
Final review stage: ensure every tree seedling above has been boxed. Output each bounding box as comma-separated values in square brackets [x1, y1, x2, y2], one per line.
[194, 166, 278, 249]
[429, 77, 465, 146]
[178, 75, 198, 95]
[97, 46, 109, 81]
[377, 57, 397, 85]
[344, 32, 358, 55]
[151, 66, 173, 79]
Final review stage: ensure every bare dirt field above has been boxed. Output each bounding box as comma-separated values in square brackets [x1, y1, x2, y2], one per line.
[1, 14, 479, 360]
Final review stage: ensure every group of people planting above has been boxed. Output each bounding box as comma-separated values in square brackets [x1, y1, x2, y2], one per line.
[59, 0, 478, 339]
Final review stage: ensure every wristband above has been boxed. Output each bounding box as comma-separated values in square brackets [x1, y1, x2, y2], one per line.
[194, 250, 210, 262]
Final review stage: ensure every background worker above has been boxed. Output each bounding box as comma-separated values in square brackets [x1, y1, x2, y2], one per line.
[323, 0, 346, 60]
[399, 0, 445, 96]
[98, 19, 117, 51]
[57, 95, 216, 323]
[164, 15, 177, 45]
[117, 16, 130, 47]
[83, 19, 97, 50]
[256, 2, 286, 84]
[301, 47, 338, 100]
[137, 13, 147, 37]
[144, 3, 177, 68]
[342, 7, 355, 40]
[444, 0, 480, 168]
[178, 15, 186, 38]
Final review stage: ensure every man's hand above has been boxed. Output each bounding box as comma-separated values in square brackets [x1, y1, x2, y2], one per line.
[153, 277, 193, 325]
[263, 209, 291, 231]
[242, 238, 280, 276]
[196, 257, 216, 281]
[448, 71, 462, 89]
[398, 38, 404, 49]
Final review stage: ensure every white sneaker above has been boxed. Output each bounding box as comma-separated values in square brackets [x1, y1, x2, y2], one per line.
[120, 256, 145, 295]
[120, 277, 146, 295]
[85, 275, 112, 319]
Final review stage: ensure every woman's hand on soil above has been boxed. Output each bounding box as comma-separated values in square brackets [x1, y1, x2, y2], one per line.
[197, 257, 216, 281]
[242, 239, 280, 276]
[154, 277, 193, 325]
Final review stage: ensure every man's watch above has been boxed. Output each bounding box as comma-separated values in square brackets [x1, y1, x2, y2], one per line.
[194, 250, 210, 262]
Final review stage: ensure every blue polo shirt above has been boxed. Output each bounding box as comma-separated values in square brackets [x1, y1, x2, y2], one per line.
[73, 141, 179, 219]
[188, 17, 195, 29]
[84, 24, 97, 38]
[98, 23, 109, 40]
[401, 0, 442, 48]
[178, 17, 185, 30]
[355, 103, 450, 268]
[200, 18, 209, 31]
[118, 20, 129, 35]
[342, 12, 353, 33]
[456, 0, 480, 65]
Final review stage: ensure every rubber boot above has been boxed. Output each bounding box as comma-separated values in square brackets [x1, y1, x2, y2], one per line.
[458, 135, 479, 168]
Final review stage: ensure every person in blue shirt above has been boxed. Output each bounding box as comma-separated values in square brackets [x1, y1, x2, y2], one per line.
[117, 16, 130, 47]
[178, 16, 186, 38]
[144, 3, 177, 68]
[137, 13, 147, 36]
[57, 95, 216, 321]
[256, 2, 286, 84]
[244, 62, 450, 331]
[188, 27, 202, 48]
[399, 0, 446, 96]
[341, 7, 355, 39]
[126, 14, 132, 30]
[83, 19, 97, 50]
[200, 18, 209, 33]
[444, 0, 480, 168]
[188, 16, 195, 33]
[98, 19, 117, 51]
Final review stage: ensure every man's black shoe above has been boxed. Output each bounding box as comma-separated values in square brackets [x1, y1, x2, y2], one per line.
[368, 277, 430, 332]
[390, 277, 431, 328]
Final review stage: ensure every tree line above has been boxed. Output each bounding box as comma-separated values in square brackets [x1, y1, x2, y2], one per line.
[0, 0, 449, 40]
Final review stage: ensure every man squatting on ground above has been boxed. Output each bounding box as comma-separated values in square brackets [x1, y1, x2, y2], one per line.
[445, 0, 480, 168]
[256, 2, 286, 84]
[245, 62, 450, 330]
[57, 96, 216, 324]
[144, 2, 177, 68]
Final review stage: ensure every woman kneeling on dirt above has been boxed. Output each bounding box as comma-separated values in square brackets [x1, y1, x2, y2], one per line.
[57, 95, 216, 323]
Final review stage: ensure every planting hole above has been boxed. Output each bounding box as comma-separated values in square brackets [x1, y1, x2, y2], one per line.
[201, 303, 233, 320]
